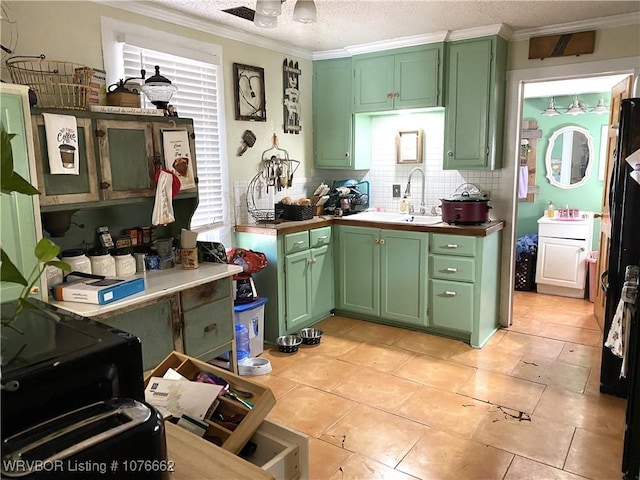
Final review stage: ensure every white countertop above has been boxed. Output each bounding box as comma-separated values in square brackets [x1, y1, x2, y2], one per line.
[49, 263, 243, 317]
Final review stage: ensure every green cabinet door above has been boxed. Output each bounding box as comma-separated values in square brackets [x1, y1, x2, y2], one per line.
[1, 91, 41, 301]
[313, 58, 355, 169]
[96, 119, 155, 200]
[311, 244, 334, 317]
[335, 226, 380, 316]
[353, 55, 395, 113]
[285, 249, 312, 328]
[32, 115, 99, 206]
[394, 48, 441, 109]
[98, 296, 179, 371]
[380, 230, 428, 325]
[430, 279, 474, 334]
[443, 36, 506, 170]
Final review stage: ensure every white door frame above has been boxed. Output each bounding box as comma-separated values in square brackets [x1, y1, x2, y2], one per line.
[497, 57, 639, 327]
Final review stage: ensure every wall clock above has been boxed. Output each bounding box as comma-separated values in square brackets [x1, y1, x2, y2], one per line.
[233, 63, 266, 122]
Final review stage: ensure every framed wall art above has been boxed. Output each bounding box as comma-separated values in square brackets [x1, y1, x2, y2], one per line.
[396, 129, 424, 164]
[233, 63, 266, 121]
[283, 58, 301, 134]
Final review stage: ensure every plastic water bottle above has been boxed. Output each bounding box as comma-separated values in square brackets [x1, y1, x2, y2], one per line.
[235, 323, 250, 362]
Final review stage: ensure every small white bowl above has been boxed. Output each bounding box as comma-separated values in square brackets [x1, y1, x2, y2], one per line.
[237, 357, 272, 376]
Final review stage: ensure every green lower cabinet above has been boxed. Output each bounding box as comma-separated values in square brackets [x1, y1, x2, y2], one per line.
[236, 226, 334, 342]
[430, 279, 474, 333]
[335, 225, 427, 326]
[97, 295, 179, 371]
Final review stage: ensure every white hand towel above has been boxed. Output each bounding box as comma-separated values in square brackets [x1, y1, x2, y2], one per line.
[517, 165, 528, 199]
[152, 170, 175, 226]
[42, 113, 80, 175]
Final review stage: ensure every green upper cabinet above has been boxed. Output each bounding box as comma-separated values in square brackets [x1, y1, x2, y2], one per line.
[1, 87, 43, 301]
[313, 58, 371, 170]
[31, 110, 197, 208]
[443, 36, 507, 170]
[353, 44, 442, 113]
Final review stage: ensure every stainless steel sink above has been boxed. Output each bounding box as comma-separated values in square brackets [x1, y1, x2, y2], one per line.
[342, 211, 443, 225]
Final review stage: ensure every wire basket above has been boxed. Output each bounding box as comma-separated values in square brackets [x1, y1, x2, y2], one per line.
[6, 56, 94, 110]
[246, 172, 283, 224]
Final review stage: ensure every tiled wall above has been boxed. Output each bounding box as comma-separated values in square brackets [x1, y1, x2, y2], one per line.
[233, 110, 503, 224]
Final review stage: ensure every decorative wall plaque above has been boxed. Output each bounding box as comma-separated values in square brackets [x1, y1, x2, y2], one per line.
[233, 63, 266, 121]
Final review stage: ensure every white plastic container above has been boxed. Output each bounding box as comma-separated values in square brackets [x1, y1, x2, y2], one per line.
[112, 248, 136, 277]
[60, 249, 91, 274]
[233, 297, 267, 357]
[88, 248, 116, 276]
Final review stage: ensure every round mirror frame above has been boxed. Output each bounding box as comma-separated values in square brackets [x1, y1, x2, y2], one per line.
[545, 125, 594, 189]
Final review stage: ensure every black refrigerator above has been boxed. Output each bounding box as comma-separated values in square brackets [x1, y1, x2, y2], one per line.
[599, 98, 640, 480]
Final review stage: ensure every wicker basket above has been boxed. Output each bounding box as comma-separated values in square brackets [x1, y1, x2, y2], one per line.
[276, 204, 313, 221]
[6, 56, 94, 110]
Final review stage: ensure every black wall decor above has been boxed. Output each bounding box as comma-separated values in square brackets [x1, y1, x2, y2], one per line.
[233, 63, 266, 121]
[283, 59, 301, 134]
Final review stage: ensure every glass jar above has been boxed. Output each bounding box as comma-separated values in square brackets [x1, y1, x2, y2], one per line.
[112, 248, 136, 277]
[88, 248, 116, 276]
[60, 249, 91, 274]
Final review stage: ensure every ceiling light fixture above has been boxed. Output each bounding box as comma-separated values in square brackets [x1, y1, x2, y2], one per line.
[566, 95, 587, 115]
[541, 97, 560, 116]
[293, 0, 317, 24]
[591, 96, 609, 114]
[253, 0, 317, 28]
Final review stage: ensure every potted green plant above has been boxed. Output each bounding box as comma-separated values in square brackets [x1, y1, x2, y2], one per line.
[1, 125, 71, 329]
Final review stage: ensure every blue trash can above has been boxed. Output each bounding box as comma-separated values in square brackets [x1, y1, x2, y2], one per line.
[234, 297, 268, 357]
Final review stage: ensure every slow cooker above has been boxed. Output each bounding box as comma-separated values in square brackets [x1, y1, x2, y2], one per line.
[440, 183, 491, 225]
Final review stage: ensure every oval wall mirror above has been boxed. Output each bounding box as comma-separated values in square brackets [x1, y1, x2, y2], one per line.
[545, 125, 594, 189]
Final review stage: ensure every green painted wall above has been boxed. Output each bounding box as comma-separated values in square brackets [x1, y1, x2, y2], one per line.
[516, 92, 609, 251]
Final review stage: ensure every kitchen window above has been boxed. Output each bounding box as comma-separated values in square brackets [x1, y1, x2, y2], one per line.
[101, 18, 229, 239]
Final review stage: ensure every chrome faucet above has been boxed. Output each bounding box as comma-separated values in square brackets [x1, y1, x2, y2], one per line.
[403, 167, 426, 215]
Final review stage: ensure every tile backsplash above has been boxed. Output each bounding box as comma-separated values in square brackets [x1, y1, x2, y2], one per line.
[233, 110, 502, 224]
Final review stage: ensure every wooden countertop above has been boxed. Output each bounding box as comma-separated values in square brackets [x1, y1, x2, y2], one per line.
[165, 422, 274, 480]
[48, 263, 243, 317]
[235, 216, 503, 237]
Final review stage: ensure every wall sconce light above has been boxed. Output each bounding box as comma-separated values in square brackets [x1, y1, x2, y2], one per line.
[541, 97, 560, 116]
[591, 97, 609, 114]
[566, 95, 587, 115]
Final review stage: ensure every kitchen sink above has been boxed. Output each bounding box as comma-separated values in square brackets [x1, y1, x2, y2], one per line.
[342, 211, 443, 225]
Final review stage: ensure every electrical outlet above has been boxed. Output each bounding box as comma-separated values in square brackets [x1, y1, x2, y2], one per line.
[392, 184, 401, 198]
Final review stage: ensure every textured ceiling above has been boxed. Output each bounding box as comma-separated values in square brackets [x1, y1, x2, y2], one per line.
[146, 0, 640, 53]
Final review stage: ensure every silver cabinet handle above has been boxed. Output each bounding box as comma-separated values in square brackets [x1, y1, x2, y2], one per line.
[308, 258, 317, 265]
[447, 151, 453, 157]
[317, 235, 329, 241]
[579, 247, 585, 251]
[374, 238, 380, 244]
[445, 267, 458, 273]
[444, 291, 457, 297]
[379, 239, 386, 245]
[294, 240, 305, 246]
[446, 244, 459, 249]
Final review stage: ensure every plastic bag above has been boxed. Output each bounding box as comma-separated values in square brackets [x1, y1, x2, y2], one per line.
[227, 248, 267, 275]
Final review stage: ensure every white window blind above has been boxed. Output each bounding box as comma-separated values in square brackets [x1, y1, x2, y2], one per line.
[122, 44, 224, 230]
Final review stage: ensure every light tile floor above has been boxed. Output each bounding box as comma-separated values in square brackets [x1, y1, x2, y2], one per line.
[254, 291, 627, 479]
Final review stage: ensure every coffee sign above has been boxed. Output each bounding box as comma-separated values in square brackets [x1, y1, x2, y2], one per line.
[162, 130, 195, 190]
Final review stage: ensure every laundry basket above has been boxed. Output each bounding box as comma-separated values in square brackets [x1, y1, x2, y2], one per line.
[515, 234, 538, 291]
[6, 56, 94, 110]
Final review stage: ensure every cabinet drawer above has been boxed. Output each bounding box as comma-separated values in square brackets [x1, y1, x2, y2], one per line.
[431, 255, 475, 282]
[309, 226, 332, 248]
[284, 231, 309, 254]
[181, 278, 231, 312]
[430, 279, 474, 333]
[183, 296, 234, 359]
[538, 221, 590, 240]
[431, 234, 476, 257]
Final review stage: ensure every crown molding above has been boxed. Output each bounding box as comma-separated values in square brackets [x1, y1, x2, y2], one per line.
[93, 0, 313, 60]
[345, 31, 449, 56]
[510, 12, 640, 41]
[447, 24, 514, 42]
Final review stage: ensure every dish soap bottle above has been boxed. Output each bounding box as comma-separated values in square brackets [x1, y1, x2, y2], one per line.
[546, 201, 555, 218]
[400, 198, 410, 214]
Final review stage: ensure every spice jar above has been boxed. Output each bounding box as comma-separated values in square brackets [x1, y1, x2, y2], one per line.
[112, 248, 136, 277]
[88, 248, 116, 276]
[60, 249, 92, 274]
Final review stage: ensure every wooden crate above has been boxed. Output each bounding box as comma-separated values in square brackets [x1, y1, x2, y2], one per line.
[146, 351, 276, 455]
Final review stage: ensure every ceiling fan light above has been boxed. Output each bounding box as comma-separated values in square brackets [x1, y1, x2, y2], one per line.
[254, 12, 278, 28]
[255, 0, 281, 16]
[293, 0, 317, 23]
[541, 97, 560, 116]
[591, 97, 609, 114]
